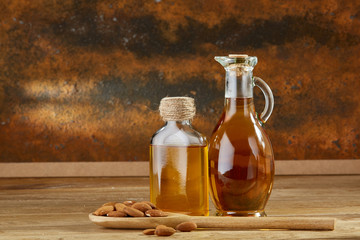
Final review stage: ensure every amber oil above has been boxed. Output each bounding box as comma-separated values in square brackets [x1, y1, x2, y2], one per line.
[150, 144, 209, 216]
[209, 98, 274, 216]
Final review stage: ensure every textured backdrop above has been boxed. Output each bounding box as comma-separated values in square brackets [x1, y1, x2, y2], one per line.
[0, 0, 359, 162]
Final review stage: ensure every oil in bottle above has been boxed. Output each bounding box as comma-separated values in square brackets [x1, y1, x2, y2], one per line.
[149, 97, 209, 216]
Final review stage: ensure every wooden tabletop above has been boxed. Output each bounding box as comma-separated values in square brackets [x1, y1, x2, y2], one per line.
[0, 175, 359, 239]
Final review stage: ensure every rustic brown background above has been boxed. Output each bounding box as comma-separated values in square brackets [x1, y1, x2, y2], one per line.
[0, 0, 359, 162]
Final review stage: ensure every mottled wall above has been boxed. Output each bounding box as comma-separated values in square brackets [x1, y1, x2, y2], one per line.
[0, 0, 359, 162]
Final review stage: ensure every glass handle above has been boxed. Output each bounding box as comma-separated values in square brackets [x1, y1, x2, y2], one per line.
[253, 76, 274, 124]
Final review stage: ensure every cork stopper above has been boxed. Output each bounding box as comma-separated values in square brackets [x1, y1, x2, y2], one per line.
[228, 54, 248, 58]
[159, 97, 196, 121]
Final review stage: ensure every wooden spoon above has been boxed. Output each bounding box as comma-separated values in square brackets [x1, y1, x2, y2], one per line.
[89, 213, 335, 230]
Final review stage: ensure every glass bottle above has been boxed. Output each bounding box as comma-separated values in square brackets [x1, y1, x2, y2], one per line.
[208, 54, 275, 217]
[149, 97, 209, 216]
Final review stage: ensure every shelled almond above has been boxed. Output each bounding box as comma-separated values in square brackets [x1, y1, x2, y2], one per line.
[123, 206, 145, 217]
[102, 202, 117, 207]
[93, 205, 114, 216]
[132, 202, 152, 212]
[143, 229, 156, 235]
[155, 225, 176, 236]
[123, 200, 136, 206]
[107, 210, 127, 217]
[176, 222, 197, 232]
[114, 203, 126, 211]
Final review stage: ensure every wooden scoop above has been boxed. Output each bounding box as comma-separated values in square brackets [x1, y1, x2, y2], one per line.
[89, 213, 335, 230]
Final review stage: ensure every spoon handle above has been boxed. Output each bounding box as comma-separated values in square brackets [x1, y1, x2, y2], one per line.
[189, 216, 335, 230]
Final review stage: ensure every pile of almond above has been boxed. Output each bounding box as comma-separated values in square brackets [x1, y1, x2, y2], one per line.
[93, 200, 197, 236]
[93, 200, 167, 218]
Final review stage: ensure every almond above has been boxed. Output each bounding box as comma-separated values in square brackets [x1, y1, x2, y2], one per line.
[93, 206, 114, 216]
[132, 202, 152, 213]
[102, 202, 117, 207]
[143, 229, 155, 235]
[176, 222, 197, 232]
[123, 200, 136, 206]
[114, 203, 126, 211]
[145, 209, 168, 217]
[123, 206, 145, 217]
[155, 225, 176, 236]
[141, 201, 157, 209]
[107, 210, 127, 217]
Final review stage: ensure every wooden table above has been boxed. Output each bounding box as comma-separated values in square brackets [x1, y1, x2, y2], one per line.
[0, 175, 359, 239]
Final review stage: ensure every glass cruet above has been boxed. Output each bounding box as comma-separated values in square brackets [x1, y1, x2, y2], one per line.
[208, 54, 274, 217]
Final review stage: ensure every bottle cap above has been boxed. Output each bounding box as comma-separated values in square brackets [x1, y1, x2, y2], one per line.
[159, 97, 196, 121]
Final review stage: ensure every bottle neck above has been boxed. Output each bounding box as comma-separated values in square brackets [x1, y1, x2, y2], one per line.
[225, 66, 254, 99]
[224, 98, 256, 120]
[166, 120, 191, 127]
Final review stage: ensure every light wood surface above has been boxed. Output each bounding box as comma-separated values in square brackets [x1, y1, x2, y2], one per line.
[0, 176, 359, 239]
